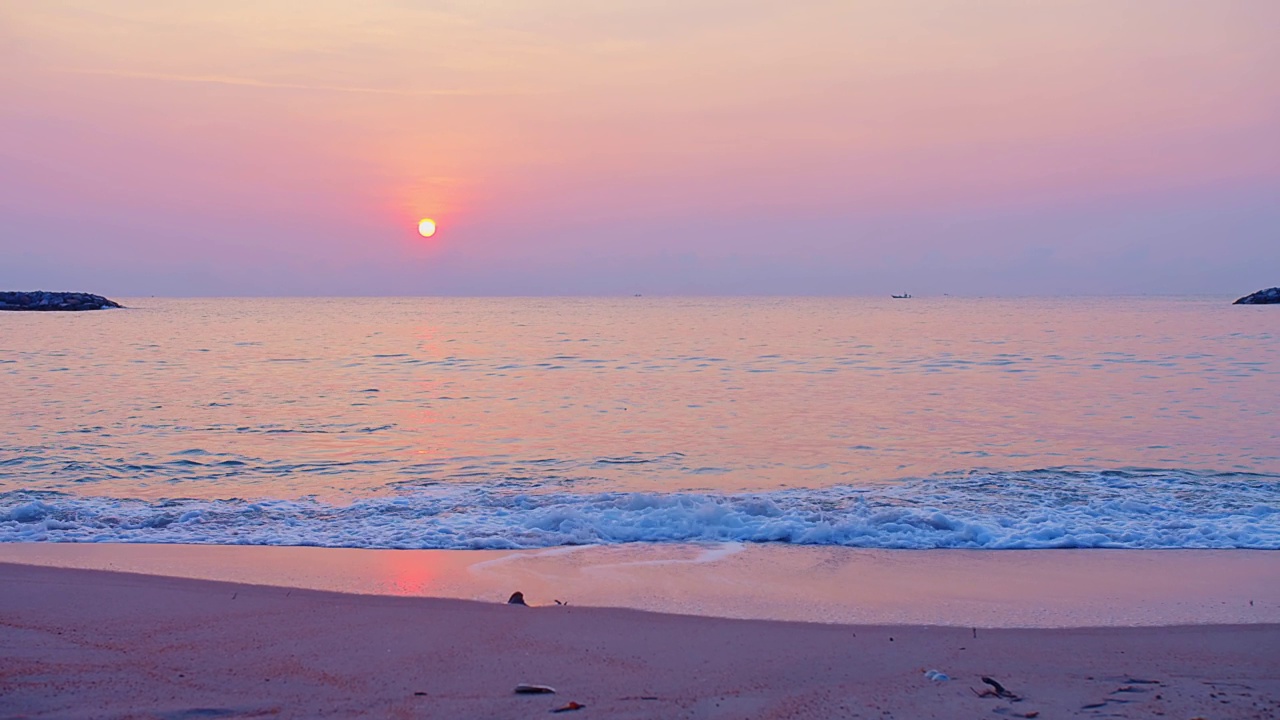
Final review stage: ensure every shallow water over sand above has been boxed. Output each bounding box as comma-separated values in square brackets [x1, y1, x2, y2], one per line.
[2, 297, 1277, 548]
[3, 543, 1277, 627]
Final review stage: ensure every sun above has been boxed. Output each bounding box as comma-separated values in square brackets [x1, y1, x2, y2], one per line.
[418, 218, 437, 238]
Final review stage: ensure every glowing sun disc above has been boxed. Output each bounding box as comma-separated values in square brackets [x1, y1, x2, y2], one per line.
[418, 218, 437, 237]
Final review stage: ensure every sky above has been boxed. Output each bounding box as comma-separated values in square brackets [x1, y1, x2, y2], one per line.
[2, 0, 1278, 296]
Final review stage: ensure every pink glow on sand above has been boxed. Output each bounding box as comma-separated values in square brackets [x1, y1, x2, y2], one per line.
[3, 543, 1277, 628]
[2, 2, 1278, 295]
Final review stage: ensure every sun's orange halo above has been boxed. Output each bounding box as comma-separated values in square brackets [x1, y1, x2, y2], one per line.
[418, 218, 437, 238]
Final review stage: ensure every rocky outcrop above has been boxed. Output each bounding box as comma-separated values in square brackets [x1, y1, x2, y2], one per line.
[0, 291, 123, 311]
[1234, 287, 1280, 305]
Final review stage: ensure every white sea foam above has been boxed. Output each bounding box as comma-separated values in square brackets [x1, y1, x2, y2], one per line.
[2, 470, 1276, 550]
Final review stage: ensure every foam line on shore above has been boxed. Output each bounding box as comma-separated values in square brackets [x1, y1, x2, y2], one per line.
[3, 468, 1277, 549]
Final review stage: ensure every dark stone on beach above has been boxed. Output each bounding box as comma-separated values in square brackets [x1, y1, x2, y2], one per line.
[507, 591, 527, 606]
[1233, 287, 1280, 305]
[0, 291, 123, 311]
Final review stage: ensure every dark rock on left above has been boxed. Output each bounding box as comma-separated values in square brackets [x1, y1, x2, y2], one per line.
[0, 291, 124, 311]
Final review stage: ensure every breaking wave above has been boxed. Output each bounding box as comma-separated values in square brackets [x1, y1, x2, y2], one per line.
[2, 469, 1277, 550]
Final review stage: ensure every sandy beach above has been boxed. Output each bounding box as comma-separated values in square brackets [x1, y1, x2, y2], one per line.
[3, 560, 1278, 720]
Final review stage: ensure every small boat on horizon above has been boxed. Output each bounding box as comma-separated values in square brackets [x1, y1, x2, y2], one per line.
[891, 293, 912, 299]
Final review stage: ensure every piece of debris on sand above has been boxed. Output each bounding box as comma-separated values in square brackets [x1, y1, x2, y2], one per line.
[514, 684, 556, 695]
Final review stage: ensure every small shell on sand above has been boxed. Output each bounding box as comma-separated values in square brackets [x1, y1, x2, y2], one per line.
[514, 684, 556, 694]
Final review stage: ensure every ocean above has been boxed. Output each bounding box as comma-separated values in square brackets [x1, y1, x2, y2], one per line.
[2, 296, 1277, 550]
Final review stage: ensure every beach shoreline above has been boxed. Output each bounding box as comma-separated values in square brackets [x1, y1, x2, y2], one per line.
[1, 542, 1276, 628]
[3, 561, 1278, 719]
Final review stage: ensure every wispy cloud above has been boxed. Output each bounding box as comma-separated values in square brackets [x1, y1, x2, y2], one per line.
[55, 68, 535, 96]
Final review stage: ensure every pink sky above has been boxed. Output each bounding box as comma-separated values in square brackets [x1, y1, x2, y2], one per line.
[2, 1, 1277, 295]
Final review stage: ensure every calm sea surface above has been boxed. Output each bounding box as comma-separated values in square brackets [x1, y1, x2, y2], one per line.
[2, 297, 1277, 549]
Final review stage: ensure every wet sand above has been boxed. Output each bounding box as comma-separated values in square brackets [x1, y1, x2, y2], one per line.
[1, 542, 1277, 627]
[3, 561, 1279, 719]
